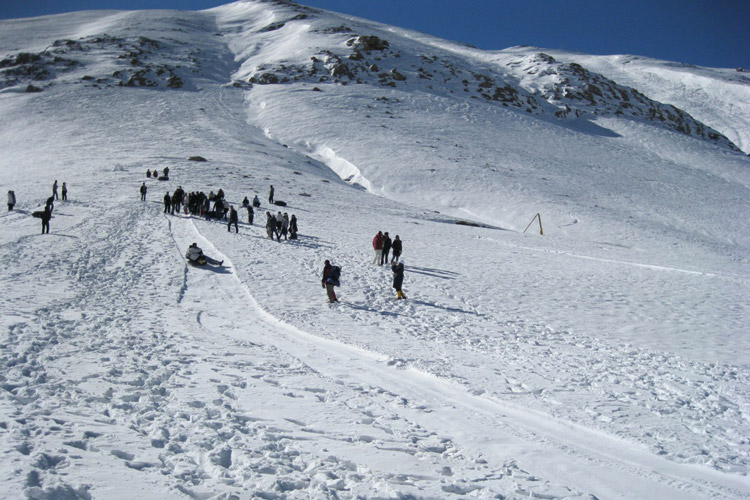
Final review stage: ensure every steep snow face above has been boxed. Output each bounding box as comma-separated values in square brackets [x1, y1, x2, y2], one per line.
[506, 47, 750, 155]
[1, 2, 749, 499]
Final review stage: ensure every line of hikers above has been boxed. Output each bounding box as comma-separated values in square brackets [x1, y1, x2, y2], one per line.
[265, 211, 298, 241]
[372, 230, 402, 265]
[322, 254, 406, 303]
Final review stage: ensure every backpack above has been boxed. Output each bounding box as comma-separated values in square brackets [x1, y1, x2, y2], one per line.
[328, 266, 341, 286]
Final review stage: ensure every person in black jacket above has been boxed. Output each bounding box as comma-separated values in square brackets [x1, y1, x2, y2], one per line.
[163, 192, 171, 213]
[289, 214, 298, 239]
[40, 206, 51, 234]
[391, 260, 406, 299]
[381, 232, 392, 265]
[228, 206, 239, 233]
[321, 260, 339, 303]
[390, 235, 402, 262]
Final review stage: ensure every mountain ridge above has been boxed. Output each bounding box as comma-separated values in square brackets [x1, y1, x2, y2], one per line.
[0, 0, 745, 153]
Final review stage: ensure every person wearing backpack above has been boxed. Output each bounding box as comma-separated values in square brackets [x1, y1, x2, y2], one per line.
[392, 260, 406, 299]
[322, 260, 340, 303]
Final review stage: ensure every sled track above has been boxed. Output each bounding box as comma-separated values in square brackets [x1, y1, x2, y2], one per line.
[172, 216, 750, 500]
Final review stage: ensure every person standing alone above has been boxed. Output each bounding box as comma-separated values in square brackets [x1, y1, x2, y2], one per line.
[391, 260, 406, 300]
[7, 190, 16, 211]
[322, 260, 340, 303]
[40, 206, 51, 234]
[140, 182, 147, 201]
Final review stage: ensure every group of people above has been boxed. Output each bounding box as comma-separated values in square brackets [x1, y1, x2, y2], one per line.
[265, 211, 298, 241]
[52, 180, 68, 201]
[31, 181, 68, 233]
[241, 195, 261, 225]
[320, 231, 406, 303]
[143, 173, 405, 302]
[147, 167, 169, 180]
[372, 231, 402, 265]
[10, 180, 70, 234]
[163, 187, 230, 219]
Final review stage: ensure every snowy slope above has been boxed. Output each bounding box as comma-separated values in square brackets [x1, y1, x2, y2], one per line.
[1, 1, 749, 499]
[508, 47, 750, 155]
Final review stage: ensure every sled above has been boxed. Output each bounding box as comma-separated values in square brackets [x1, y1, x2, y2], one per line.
[187, 256, 207, 266]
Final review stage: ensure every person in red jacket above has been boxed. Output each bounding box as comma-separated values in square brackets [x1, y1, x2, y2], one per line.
[372, 231, 384, 265]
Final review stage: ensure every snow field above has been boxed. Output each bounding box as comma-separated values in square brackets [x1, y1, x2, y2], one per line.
[1, 3, 749, 499]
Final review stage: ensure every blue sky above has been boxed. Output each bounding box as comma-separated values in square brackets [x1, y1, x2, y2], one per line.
[1, 0, 747, 69]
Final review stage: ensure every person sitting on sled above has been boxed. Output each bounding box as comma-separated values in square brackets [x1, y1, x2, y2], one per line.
[186, 242, 223, 266]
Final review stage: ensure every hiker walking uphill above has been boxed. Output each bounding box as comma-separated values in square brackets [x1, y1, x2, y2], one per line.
[228, 206, 239, 233]
[391, 235, 403, 262]
[372, 231, 384, 265]
[392, 260, 407, 300]
[321, 260, 340, 303]
[7, 190, 16, 211]
[140, 182, 147, 201]
[289, 214, 298, 240]
[381, 232, 392, 265]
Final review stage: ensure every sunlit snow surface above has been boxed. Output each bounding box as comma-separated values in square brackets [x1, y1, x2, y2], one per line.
[1, 2, 749, 499]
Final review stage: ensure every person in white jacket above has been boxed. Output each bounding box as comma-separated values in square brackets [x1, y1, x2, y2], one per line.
[185, 243, 223, 266]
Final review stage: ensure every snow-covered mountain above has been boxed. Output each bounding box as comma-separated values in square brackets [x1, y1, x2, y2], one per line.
[1, 1, 749, 499]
